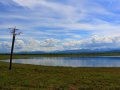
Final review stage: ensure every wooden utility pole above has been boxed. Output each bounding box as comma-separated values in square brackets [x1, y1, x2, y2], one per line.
[9, 27, 21, 70]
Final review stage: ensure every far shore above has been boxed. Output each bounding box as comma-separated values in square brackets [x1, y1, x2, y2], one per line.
[1, 52, 120, 60]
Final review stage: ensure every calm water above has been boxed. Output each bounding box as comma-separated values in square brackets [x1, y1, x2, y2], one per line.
[2, 56, 120, 67]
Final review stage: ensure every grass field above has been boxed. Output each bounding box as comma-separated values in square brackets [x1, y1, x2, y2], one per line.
[1, 54, 120, 89]
[0, 62, 120, 90]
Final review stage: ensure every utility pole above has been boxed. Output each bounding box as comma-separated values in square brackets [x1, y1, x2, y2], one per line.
[9, 27, 22, 70]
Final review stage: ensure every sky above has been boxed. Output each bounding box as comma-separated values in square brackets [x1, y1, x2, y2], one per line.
[0, 0, 120, 53]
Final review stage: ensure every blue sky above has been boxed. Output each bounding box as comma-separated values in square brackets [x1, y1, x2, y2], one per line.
[0, 0, 120, 52]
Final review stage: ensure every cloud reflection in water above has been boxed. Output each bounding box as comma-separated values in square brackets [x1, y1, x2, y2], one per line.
[2, 57, 120, 67]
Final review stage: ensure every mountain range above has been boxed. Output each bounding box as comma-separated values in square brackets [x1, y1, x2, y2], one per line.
[15, 48, 120, 54]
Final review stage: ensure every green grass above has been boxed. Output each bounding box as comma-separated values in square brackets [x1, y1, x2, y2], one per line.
[0, 62, 120, 90]
[1, 54, 120, 89]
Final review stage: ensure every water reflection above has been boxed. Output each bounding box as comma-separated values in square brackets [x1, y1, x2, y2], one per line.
[2, 57, 120, 67]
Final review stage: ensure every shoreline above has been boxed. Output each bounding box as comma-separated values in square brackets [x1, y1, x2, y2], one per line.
[1, 53, 120, 60]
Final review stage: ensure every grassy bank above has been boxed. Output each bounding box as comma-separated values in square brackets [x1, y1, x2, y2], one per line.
[0, 62, 120, 90]
[1, 52, 120, 60]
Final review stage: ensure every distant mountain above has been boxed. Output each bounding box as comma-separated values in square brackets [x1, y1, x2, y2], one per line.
[17, 51, 47, 54]
[52, 49, 110, 54]
[2, 48, 120, 54]
[16, 49, 98, 54]
[51, 49, 120, 54]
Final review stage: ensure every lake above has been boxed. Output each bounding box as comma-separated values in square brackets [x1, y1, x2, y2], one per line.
[2, 56, 120, 67]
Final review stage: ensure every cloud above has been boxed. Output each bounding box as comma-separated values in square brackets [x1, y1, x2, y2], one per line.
[1, 35, 120, 53]
[12, 0, 43, 8]
[14, 38, 63, 52]
[63, 35, 120, 50]
[1, 0, 119, 32]
[15, 39, 25, 49]
[1, 0, 120, 52]
[2, 42, 11, 49]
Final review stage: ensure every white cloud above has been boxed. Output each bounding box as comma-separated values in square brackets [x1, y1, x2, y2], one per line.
[1, 0, 120, 52]
[15, 39, 25, 50]
[1, 0, 120, 33]
[1, 35, 120, 52]
[13, 38, 63, 52]
[63, 35, 120, 50]
[12, 0, 41, 8]
[1, 42, 11, 49]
